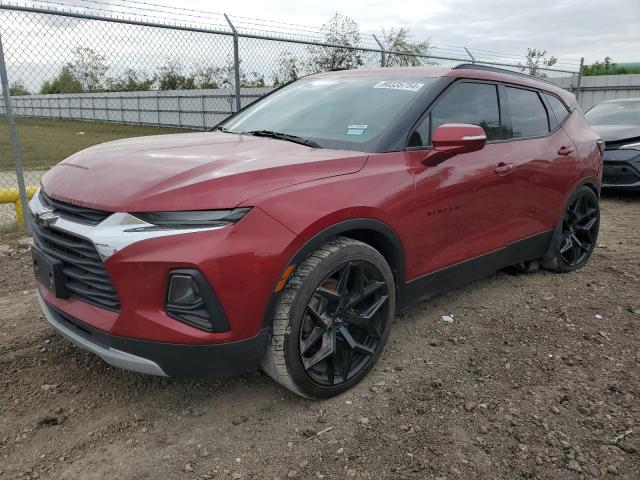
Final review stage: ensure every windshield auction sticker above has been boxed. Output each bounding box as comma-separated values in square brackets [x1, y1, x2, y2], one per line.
[373, 80, 424, 92]
[346, 124, 368, 136]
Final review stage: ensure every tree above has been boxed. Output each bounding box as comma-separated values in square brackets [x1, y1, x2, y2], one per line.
[194, 66, 225, 89]
[70, 47, 108, 92]
[581, 57, 632, 76]
[106, 69, 155, 92]
[9, 82, 30, 96]
[272, 51, 302, 86]
[308, 13, 363, 72]
[381, 28, 430, 67]
[518, 48, 558, 79]
[581, 58, 640, 76]
[39, 47, 107, 94]
[40, 65, 83, 94]
[195, 59, 236, 89]
[194, 60, 266, 89]
[241, 71, 266, 88]
[157, 60, 196, 90]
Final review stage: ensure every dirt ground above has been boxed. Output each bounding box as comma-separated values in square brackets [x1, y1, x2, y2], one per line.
[1, 193, 639, 480]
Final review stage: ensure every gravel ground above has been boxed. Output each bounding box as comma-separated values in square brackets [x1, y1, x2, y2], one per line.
[0, 193, 639, 480]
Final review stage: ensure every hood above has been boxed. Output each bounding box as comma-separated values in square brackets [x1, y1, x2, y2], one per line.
[590, 124, 640, 145]
[41, 132, 368, 212]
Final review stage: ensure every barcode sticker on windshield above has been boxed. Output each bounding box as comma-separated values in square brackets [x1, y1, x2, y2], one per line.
[373, 80, 424, 92]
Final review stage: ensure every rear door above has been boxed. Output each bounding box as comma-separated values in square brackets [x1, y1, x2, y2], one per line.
[499, 86, 579, 237]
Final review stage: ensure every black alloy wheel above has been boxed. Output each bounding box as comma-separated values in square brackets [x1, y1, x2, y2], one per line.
[262, 236, 395, 398]
[559, 191, 599, 267]
[299, 260, 390, 387]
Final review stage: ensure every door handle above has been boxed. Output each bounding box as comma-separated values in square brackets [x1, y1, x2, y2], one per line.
[494, 162, 513, 174]
[558, 146, 575, 156]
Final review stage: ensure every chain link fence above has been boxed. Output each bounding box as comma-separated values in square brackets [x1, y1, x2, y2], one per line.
[0, 1, 582, 228]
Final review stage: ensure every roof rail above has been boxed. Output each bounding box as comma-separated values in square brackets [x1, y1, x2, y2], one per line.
[453, 63, 558, 87]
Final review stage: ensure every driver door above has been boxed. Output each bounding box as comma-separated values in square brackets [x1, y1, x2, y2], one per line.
[403, 81, 517, 278]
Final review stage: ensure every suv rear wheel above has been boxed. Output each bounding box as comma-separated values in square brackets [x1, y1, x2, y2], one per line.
[543, 185, 600, 273]
[262, 237, 395, 398]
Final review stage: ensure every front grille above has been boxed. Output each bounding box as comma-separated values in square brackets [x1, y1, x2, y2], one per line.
[31, 221, 121, 311]
[40, 190, 111, 225]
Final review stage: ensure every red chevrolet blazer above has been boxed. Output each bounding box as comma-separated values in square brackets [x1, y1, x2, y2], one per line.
[30, 65, 603, 398]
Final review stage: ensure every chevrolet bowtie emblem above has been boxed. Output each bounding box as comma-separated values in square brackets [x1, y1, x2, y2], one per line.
[34, 208, 59, 227]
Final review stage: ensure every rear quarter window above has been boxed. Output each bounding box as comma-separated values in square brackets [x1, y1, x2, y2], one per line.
[544, 93, 571, 125]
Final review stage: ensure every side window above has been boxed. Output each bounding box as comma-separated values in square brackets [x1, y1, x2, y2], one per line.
[430, 82, 501, 142]
[504, 87, 549, 138]
[408, 116, 429, 147]
[544, 93, 571, 125]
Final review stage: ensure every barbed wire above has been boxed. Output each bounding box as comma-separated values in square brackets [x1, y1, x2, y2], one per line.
[17, 0, 233, 30]
[0, 0, 582, 71]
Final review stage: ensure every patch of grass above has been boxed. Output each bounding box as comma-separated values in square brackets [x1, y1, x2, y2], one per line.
[0, 117, 194, 170]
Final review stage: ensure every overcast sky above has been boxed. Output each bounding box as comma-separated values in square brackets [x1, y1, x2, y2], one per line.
[200, 0, 639, 64]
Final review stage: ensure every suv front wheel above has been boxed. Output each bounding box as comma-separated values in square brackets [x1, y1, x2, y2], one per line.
[262, 237, 395, 398]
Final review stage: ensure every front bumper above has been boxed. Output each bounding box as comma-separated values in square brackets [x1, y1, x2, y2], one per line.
[39, 291, 270, 377]
[602, 148, 640, 190]
[29, 189, 296, 345]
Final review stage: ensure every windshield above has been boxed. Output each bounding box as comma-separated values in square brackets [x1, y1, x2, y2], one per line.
[585, 100, 640, 125]
[222, 76, 436, 151]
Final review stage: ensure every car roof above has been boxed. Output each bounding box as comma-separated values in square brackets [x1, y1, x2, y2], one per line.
[312, 67, 450, 79]
[312, 66, 576, 107]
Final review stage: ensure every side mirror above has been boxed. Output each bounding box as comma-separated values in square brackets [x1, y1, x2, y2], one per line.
[421, 123, 487, 166]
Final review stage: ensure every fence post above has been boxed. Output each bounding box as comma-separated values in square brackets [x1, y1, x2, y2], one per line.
[224, 14, 242, 113]
[372, 34, 386, 67]
[575, 57, 584, 104]
[0, 31, 30, 231]
[464, 47, 476, 64]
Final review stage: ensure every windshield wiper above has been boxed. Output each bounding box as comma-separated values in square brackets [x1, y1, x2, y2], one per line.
[209, 125, 232, 133]
[241, 130, 321, 148]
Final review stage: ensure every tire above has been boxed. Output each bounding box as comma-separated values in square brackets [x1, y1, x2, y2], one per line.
[542, 185, 600, 273]
[261, 237, 395, 399]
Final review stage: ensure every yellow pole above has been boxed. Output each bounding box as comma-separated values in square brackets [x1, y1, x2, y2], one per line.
[0, 186, 37, 225]
[14, 198, 23, 224]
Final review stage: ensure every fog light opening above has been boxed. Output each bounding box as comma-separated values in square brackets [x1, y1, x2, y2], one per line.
[167, 275, 201, 306]
[165, 270, 230, 333]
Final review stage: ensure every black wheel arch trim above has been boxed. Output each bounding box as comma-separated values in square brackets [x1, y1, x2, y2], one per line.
[260, 218, 405, 328]
[575, 176, 601, 197]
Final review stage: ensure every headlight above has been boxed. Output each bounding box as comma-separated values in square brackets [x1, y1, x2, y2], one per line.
[128, 208, 251, 230]
[620, 142, 640, 151]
